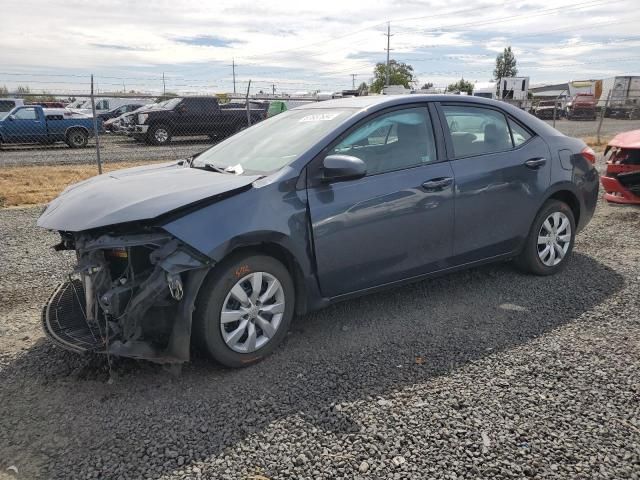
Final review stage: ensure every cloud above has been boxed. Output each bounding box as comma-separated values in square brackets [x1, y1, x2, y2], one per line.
[0, 0, 638, 93]
[173, 35, 244, 48]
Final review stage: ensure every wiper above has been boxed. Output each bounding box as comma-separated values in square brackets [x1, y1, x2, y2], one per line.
[200, 164, 232, 174]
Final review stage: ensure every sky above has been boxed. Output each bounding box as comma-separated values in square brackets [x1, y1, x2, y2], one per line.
[1, 0, 639, 95]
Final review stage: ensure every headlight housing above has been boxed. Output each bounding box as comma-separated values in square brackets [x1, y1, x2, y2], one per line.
[138, 113, 148, 124]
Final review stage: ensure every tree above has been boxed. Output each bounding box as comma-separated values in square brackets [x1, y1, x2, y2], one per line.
[0, 85, 8, 97]
[494, 46, 518, 80]
[357, 81, 368, 95]
[13, 85, 56, 103]
[446, 78, 474, 95]
[369, 60, 415, 93]
[420, 82, 434, 90]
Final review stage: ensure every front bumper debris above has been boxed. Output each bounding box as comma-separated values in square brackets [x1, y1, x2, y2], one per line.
[42, 231, 211, 363]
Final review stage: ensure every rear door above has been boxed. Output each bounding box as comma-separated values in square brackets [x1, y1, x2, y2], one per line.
[437, 103, 551, 264]
[307, 104, 455, 298]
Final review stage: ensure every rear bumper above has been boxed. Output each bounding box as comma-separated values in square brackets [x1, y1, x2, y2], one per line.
[601, 175, 640, 205]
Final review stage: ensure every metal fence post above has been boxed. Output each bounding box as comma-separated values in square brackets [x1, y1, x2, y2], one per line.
[245, 80, 252, 127]
[596, 91, 611, 145]
[552, 89, 566, 129]
[90, 74, 103, 174]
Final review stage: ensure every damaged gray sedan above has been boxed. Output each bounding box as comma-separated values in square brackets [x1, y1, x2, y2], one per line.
[39, 95, 598, 367]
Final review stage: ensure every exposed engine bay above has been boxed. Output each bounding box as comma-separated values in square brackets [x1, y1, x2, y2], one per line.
[42, 230, 210, 363]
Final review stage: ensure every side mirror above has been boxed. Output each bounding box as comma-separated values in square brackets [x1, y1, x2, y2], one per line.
[178, 105, 187, 113]
[8, 115, 15, 121]
[322, 154, 366, 182]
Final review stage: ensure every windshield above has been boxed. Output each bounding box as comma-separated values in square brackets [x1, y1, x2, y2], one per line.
[161, 98, 182, 109]
[193, 108, 354, 174]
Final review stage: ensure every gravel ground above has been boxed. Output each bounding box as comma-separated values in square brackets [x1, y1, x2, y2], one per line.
[1, 118, 640, 168]
[1, 183, 639, 479]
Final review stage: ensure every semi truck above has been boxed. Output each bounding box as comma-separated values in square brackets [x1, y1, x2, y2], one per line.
[599, 76, 640, 119]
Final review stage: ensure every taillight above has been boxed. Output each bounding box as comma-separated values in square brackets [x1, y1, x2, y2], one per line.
[581, 146, 596, 164]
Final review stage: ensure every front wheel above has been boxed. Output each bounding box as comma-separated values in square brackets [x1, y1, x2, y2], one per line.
[515, 200, 576, 276]
[193, 254, 295, 367]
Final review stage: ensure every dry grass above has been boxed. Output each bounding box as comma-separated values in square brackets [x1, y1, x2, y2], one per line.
[583, 135, 612, 152]
[0, 133, 615, 208]
[0, 161, 163, 207]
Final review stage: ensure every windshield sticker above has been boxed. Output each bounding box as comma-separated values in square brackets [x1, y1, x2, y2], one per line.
[299, 113, 341, 122]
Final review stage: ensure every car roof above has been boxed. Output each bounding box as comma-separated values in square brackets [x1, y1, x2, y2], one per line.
[293, 94, 564, 139]
[294, 94, 506, 110]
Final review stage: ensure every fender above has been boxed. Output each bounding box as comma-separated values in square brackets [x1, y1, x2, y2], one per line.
[161, 180, 326, 313]
[63, 125, 90, 137]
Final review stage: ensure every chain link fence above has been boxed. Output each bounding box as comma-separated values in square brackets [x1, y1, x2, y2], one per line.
[2, 86, 640, 170]
[0, 87, 321, 169]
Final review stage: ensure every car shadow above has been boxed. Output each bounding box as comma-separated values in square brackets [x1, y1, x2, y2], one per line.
[0, 253, 624, 479]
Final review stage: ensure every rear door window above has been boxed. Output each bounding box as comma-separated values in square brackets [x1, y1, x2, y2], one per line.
[442, 105, 513, 158]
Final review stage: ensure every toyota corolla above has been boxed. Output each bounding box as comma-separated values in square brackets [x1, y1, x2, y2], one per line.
[38, 95, 599, 367]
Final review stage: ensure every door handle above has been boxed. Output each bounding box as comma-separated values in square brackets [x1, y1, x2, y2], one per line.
[422, 177, 453, 191]
[524, 158, 547, 169]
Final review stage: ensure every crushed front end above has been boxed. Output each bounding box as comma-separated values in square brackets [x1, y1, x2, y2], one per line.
[42, 230, 210, 363]
[601, 130, 640, 205]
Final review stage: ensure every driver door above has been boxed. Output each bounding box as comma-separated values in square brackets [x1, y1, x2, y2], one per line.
[307, 105, 455, 298]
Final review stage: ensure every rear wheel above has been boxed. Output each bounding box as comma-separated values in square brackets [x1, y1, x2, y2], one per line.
[146, 124, 172, 146]
[515, 199, 576, 275]
[66, 129, 88, 148]
[193, 254, 295, 368]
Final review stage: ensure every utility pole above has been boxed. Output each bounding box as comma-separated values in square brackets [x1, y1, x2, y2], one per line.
[162, 72, 166, 96]
[232, 58, 237, 94]
[351, 74, 357, 89]
[384, 22, 393, 87]
[272, 83, 276, 95]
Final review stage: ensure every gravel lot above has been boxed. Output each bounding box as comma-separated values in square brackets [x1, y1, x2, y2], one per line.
[1, 118, 640, 168]
[1, 176, 639, 479]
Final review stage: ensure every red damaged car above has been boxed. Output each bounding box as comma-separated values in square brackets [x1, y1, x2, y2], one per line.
[601, 130, 640, 205]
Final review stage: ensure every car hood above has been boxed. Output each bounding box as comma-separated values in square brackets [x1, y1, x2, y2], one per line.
[38, 162, 260, 232]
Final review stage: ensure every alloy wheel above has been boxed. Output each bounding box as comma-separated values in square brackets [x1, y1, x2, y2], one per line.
[537, 211, 572, 266]
[154, 128, 169, 143]
[220, 272, 285, 353]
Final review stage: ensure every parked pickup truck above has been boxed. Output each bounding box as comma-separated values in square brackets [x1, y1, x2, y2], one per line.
[565, 94, 597, 120]
[0, 105, 98, 148]
[131, 96, 267, 145]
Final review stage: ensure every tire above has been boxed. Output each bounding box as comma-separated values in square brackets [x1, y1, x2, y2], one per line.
[66, 129, 88, 148]
[147, 124, 172, 146]
[193, 254, 295, 368]
[515, 199, 576, 276]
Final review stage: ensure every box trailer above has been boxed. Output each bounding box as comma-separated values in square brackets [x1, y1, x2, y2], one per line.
[599, 76, 640, 119]
[497, 77, 530, 110]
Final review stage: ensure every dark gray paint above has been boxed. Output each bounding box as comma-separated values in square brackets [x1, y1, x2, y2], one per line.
[39, 95, 599, 313]
[37, 162, 260, 232]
